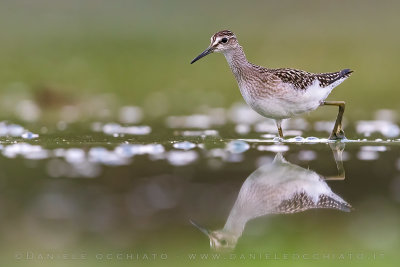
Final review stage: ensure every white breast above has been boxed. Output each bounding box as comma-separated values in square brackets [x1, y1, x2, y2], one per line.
[238, 80, 334, 120]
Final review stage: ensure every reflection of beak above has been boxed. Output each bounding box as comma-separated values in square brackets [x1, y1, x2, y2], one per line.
[190, 47, 214, 64]
[190, 219, 211, 237]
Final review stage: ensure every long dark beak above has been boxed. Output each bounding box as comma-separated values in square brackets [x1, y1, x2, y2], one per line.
[190, 219, 211, 236]
[191, 47, 214, 64]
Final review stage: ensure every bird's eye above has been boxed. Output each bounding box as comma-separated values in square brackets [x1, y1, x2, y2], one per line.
[221, 38, 228, 43]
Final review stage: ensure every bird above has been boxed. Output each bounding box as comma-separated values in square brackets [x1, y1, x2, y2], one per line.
[191, 30, 353, 140]
[190, 152, 351, 251]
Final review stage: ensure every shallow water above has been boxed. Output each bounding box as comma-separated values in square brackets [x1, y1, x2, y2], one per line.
[0, 108, 400, 267]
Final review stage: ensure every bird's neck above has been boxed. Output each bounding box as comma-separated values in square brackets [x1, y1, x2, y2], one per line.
[222, 206, 248, 240]
[223, 46, 249, 80]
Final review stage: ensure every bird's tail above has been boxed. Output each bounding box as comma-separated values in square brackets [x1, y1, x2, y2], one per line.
[339, 69, 354, 79]
[316, 68, 353, 87]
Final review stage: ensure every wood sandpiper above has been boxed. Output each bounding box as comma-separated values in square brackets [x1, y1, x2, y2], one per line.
[191, 152, 351, 251]
[191, 30, 353, 140]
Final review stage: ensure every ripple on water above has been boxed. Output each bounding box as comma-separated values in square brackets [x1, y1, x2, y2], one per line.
[226, 140, 250, 154]
[173, 141, 196, 150]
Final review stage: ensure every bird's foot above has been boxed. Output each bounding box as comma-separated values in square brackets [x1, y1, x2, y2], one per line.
[329, 129, 346, 141]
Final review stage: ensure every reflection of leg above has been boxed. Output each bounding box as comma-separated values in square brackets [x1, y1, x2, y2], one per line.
[276, 119, 283, 139]
[325, 142, 346, 180]
[321, 101, 346, 140]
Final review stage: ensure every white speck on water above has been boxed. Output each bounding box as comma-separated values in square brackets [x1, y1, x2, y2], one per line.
[272, 137, 283, 142]
[114, 144, 165, 157]
[298, 150, 317, 161]
[208, 148, 244, 162]
[124, 126, 151, 135]
[8, 124, 25, 136]
[180, 130, 219, 137]
[0, 122, 26, 137]
[2, 143, 48, 159]
[286, 136, 305, 143]
[360, 146, 387, 152]
[305, 136, 319, 142]
[226, 140, 250, 154]
[88, 147, 130, 166]
[102, 123, 151, 135]
[102, 123, 121, 135]
[356, 120, 400, 138]
[257, 145, 289, 152]
[235, 124, 251, 135]
[118, 106, 143, 124]
[64, 148, 85, 164]
[173, 141, 196, 150]
[167, 150, 198, 166]
[21, 132, 39, 139]
[53, 148, 66, 157]
[261, 133, 276, 139]
[357, 151, 379, 161]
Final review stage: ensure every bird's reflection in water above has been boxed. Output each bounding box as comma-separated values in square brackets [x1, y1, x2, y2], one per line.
[191, 144, 351, 251]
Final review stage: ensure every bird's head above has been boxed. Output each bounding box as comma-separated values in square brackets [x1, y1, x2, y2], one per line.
[190, 219, 237, 252]
[191, 30, 239, 64]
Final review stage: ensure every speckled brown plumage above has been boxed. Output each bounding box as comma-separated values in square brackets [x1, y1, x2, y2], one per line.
[275, 191, 352, 214]
[269, 68, 353, 90]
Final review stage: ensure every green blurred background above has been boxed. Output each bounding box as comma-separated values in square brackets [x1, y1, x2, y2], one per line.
[0, 0, 399, 122]
[1, 1, 400, 267]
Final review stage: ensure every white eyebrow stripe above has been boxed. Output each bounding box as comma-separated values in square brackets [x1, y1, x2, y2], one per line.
[211, 36, 226, 46]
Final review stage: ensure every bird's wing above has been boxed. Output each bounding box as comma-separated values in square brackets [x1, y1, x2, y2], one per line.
[270, 68, 353, 90]
[274, 192, 352, 214]
[270, 68, 316, 90]
[314, 69, 353, 87]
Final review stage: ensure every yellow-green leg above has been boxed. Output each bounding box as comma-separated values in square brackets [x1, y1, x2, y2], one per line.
[324, 142, 346, 180]
[275, 120, 284, 139]
[321, 101, 346, 140]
